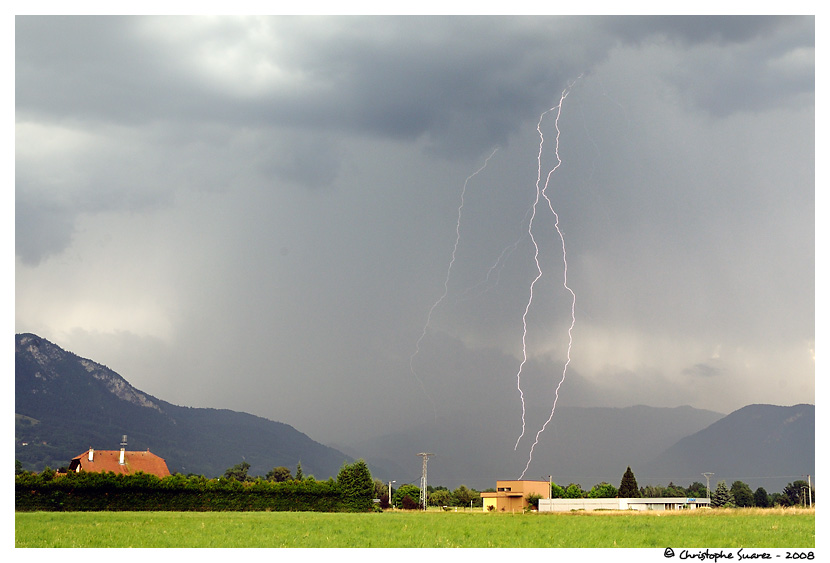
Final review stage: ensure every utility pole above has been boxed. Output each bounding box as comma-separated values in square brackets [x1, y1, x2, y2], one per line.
[417, 453, 434, 511]
[802, 475, 812, 507]
[702, 472, 714, 499]
[808, 475, 812, 507]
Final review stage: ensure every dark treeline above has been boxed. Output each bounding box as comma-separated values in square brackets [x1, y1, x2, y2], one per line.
[535, 466, 815, 508]
[15, 460, 814, 512]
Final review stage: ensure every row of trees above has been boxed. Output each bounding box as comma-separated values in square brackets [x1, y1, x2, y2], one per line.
[708, 479, 815, 508]
[620, 466, 815, 508]
[385, 466, 818, 510]
[15, 459, 376, 512]
[379, 483, 483, 509]
[15, 459, 814, 511]
[222, 460, 307, 483]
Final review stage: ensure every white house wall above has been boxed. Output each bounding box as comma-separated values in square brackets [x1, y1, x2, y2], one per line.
[539, 498, 709, 512]
[539, 498, 625, 512]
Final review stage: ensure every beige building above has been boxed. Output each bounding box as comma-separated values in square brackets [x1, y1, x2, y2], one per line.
[482, 480, 711, 512]
[480, 480, 551, 512]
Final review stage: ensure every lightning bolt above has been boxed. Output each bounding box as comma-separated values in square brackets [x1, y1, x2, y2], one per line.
[408, 75, 581, 479]
[519, 113, 576, 478]
[409, 148, 499, 419]
[514, 81, 578, 466]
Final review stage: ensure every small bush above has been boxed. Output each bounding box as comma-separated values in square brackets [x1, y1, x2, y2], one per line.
[401, 495, 419, 510]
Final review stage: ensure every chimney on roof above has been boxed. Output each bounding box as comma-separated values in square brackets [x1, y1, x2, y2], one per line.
[88, 447, 94, 462]
[119, 435, 127, 465]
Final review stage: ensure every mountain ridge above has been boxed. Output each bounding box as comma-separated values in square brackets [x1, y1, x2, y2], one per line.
[341, 403, 728, 490]
[16, 333, 814, 494]
[639, 402, 815, 492]
[15, 332, 356, 479]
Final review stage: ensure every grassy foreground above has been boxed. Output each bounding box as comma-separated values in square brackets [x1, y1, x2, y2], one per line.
[16, 507, 814, 548]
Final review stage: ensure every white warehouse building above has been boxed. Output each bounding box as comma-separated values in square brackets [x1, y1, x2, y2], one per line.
[539, 497, 710, 512]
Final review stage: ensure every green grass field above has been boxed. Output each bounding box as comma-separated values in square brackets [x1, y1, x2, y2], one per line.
[15, 507, 815, 548]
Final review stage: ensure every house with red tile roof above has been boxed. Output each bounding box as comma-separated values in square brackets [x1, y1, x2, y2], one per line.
[68, 447, 171, 478]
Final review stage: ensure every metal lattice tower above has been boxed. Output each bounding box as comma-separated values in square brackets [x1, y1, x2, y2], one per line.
[702, 472, 714, 499]
[417, 453, 434, 511]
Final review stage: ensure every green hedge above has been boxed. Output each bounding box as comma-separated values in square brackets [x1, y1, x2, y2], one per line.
[15, 468, 370, 512]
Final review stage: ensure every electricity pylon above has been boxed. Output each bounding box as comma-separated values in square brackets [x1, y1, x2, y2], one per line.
[702, 472, 714, 499]
[418, 453, 434, 511]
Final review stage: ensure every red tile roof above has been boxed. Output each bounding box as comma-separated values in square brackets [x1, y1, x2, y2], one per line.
[69, 449, 171, 478]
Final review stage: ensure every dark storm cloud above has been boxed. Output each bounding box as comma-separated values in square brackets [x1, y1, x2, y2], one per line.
[16, 15, 814, 135]
[599, 15, 814, 115]
[602, 14, 803, 45]
[16, 16, 189, 123]
[14, 15, 602, 262]
[15, 15, 814, 447]
[16, 16, 595, 152]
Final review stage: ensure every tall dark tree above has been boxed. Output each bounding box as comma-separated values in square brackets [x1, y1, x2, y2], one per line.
[619, 466, 640, 498]
[754, 487, 771, 508]
[730, 481, 755, 507]
[336, 459, 374, 511]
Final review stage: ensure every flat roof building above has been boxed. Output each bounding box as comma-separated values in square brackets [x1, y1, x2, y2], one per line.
[481, 479, 711, 512]
[539, 497, 710, 512]
[480, 480, 551, 512]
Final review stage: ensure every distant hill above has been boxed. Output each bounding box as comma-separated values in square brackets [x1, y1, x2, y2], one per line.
[15, 333, 355, 479]
[640, 403, 815, 493]
[346, 402, 813, 494]
[342, 404, 727, 491]
[17, 333, 814, 495]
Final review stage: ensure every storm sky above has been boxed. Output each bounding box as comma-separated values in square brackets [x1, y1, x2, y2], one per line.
[15, 15, 815, 446]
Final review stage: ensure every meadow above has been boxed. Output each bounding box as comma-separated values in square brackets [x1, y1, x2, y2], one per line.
[15, 507, 815, 548]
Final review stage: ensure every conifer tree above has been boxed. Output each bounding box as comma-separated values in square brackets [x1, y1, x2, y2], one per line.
[711, 481, 735, 508]
[336, 459, 374, 511]
[619, 466, 640, 498]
